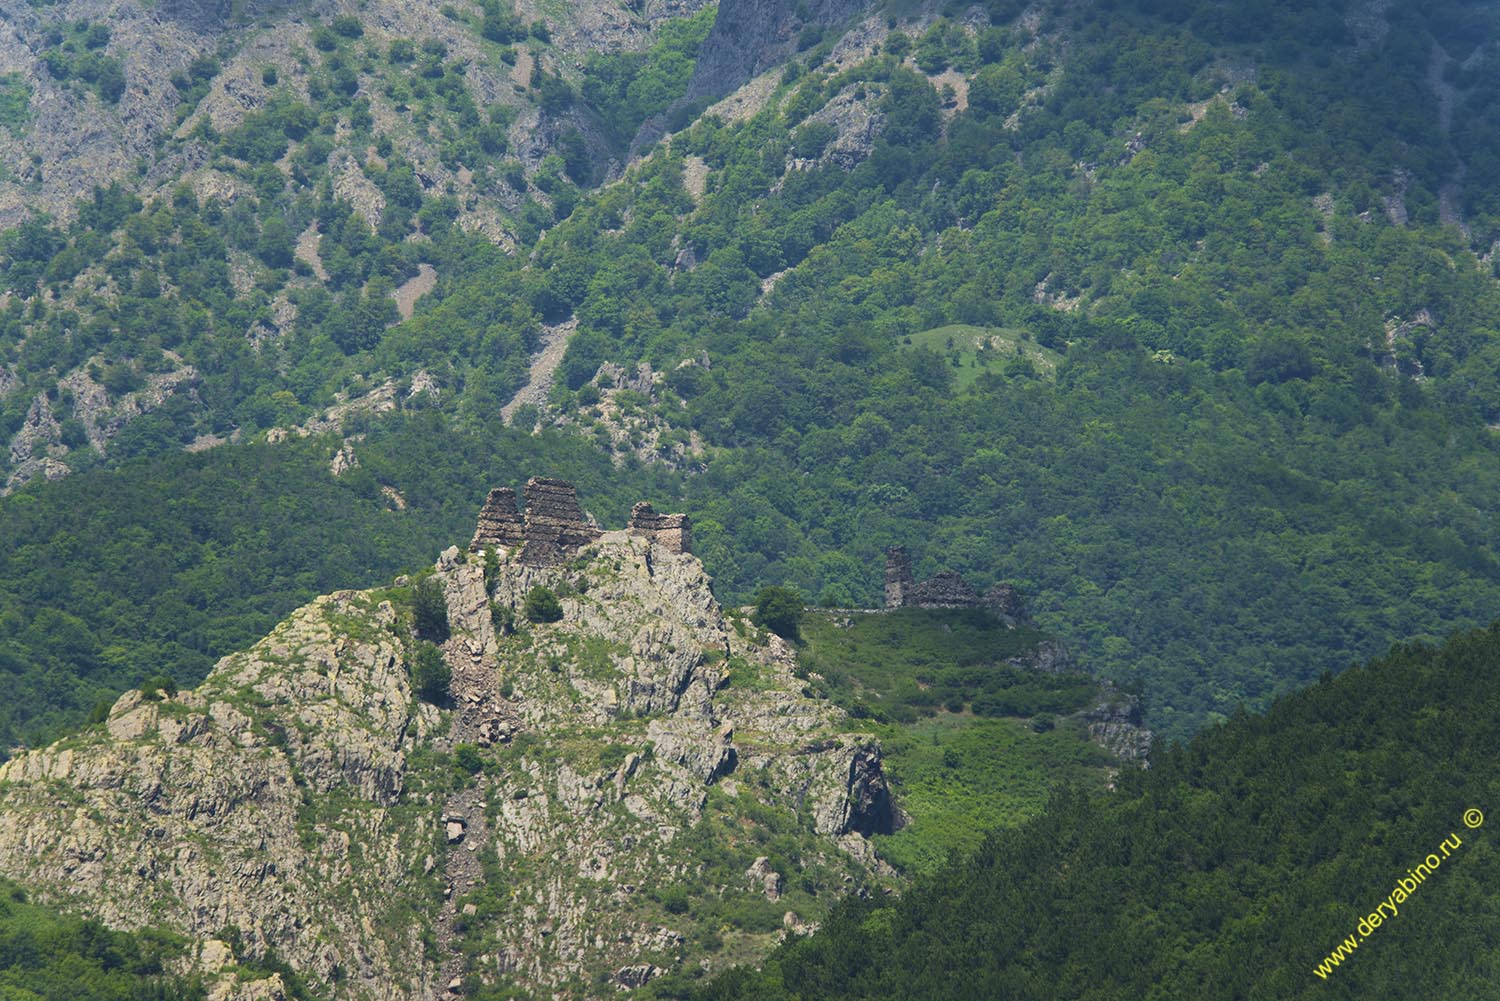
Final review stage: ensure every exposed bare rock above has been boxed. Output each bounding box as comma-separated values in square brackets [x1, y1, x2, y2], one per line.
[1084, 683, 1153, 764]
[331, 151, 386, 229]
[786, 83, 884, 174]
[0, 590, 441, 998]
[560, 360, 707, 471]
[686, 0, 873, 100]
[614, 964, 663, 988]
[329, 440, 358, 476]
[7, 393, 58, 468]
[810, 740, 897, 837]
[746, 856, 783, 901]
[1008, 637, 1076, 674]
[0, 483, 898, 997]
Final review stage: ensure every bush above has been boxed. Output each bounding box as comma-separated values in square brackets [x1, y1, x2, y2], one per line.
[412, 576, 450, 641]
[409, 641, 450, 703]
[523, 585, 563, 623]
[140, 673, 177, 700]
[454, 743, 484, 774]
[753, 585, 804, 640]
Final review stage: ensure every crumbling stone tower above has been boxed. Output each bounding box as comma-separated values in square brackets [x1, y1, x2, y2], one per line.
[882, 545, 1033, 625]
[468, 481, 693, 566]
[469, 488, 525, 552]
[884, 546, 914, 609]
[518, 477, 602, 566]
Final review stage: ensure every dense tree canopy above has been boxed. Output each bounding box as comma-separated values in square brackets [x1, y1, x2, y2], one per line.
[682, 623, 1500, 1000]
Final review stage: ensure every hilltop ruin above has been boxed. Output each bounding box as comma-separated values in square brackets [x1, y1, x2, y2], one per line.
[470, 478, 691, 565]
[883, 546, 1031, 627]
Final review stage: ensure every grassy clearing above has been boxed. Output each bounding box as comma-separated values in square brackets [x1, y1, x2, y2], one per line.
[797, 607, 1115, 872]
[872, 714, 1113, 873]
[900, 324, 1062, 386]
[798, 607, 1096, 723]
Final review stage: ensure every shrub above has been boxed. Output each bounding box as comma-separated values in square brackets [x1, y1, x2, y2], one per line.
[412, 576, 450, 641]
[753, 585, 804, 640]
[140, 673, 177, 700]
[454, 743, 484, 774]
[409, 641, 450, 703]
[523, 585, 563, 623]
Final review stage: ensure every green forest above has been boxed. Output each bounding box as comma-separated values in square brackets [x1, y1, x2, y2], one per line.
[0, 0, 1499, 752]
[0, 416, 675, 751]
[0, 879, 203, 1001]
[679, 623, 1500, 1000]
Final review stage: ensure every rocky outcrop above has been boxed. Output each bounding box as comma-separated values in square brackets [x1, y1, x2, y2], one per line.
[0, 591, 441, 999]
[1084, 683, 1153, 764]
[685, 0, 873, 99]
[0, 487, 897, 998]
[1006, 637, 1076, 674]
[812, 741, 897, 837]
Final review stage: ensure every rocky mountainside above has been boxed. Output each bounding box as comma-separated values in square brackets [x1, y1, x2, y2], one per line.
[0, 483, 903, 998]
[0, 0, 712, 228]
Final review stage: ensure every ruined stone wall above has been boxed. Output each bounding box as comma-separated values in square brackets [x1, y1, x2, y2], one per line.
[884, 547, 1032, 625]
[628, 502, 692, 555]
[470, 483, 690, 566]
[983, 583, 1031, 627]
[907, 570, 979, 608]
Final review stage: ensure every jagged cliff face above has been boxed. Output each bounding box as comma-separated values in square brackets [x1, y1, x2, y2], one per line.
[685, 0, 874, 99]
[0, 528, 894, 998]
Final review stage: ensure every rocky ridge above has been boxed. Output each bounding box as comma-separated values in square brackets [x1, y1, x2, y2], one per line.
[0, 486, 896, 998]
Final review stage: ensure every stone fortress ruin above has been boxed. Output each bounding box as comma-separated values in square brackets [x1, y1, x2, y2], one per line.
[883, 545, 1031, 627]
[469, 477, 691, 566]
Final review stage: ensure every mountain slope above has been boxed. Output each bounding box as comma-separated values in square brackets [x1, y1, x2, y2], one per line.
[693, 621, 1500, 1000]
[4, 0, 1500, 748]
[0, 482, 1139, 997]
